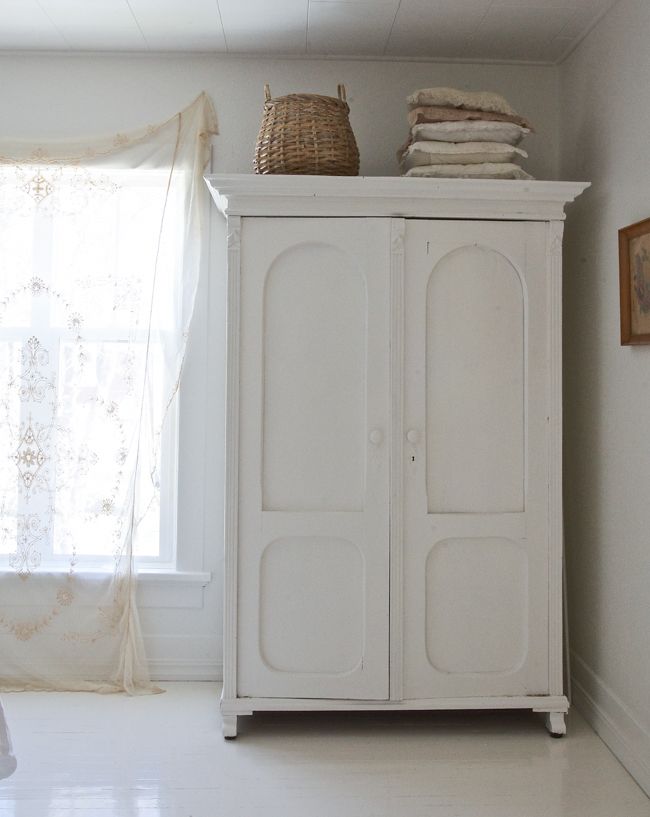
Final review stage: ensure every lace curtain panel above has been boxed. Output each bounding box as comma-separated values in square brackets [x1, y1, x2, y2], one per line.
[0, 93, 217, 693]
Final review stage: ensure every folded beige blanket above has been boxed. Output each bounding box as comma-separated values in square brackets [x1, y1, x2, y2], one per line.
[400, 141, 528, 171]
[403, 163, 534, 180]
[407, 87, 516, 116]
[408, 105, 533, 131]
[406, 121, 531, 146]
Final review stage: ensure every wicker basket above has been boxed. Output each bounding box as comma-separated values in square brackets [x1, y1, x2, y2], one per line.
[254, 84, 359, 176]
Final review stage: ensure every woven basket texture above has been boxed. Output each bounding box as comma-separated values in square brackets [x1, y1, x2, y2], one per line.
[254, 84, 360, 176]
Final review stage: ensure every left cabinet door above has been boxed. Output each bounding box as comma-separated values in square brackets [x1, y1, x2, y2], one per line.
[237, 217, 391, 700]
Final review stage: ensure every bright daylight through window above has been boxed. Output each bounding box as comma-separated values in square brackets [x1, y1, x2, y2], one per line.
[0, 164, 181, 572]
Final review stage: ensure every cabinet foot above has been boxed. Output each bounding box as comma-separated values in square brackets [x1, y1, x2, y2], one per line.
[545, 712, 566, 738]
[222, 714, 238, 739]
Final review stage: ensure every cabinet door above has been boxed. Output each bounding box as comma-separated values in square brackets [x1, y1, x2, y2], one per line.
[238, 218, 390, 699]
[402, 220, 550, 699]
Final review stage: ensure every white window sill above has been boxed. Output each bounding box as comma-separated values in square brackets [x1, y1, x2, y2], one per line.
[137, 570, 212, 609]
[0, 568, 212, 610]
[137, 569, 211, 584]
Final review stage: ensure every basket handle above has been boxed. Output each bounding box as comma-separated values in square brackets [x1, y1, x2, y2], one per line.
[264, 83, 347, 102]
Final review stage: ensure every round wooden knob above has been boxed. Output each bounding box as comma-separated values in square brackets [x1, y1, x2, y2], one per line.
[369, 429, 383, 445]
[406, 429, 419, 444]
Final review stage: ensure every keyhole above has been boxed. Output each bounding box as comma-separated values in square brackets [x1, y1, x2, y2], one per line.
[411, 455, 415, 462]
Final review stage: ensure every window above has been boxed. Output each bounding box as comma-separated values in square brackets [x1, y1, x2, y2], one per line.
[0, 164, 184, 571]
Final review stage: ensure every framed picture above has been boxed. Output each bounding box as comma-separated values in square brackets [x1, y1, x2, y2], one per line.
[619, 217, 650, 345]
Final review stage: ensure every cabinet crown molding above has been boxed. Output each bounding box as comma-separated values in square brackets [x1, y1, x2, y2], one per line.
[205, 174, 589, 221]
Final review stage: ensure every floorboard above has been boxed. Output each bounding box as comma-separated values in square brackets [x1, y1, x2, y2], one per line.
[0, 682, 648, 817]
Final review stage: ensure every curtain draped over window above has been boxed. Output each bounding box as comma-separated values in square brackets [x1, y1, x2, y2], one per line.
[0, 93, 217, 693]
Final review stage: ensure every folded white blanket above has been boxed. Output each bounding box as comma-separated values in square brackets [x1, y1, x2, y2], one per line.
[411, 121, 530, 146]
[0, 701, 17, 780]
[403, 163, 534, 180]
[401, 141, 527, 171]
[407, 87, 517, 116]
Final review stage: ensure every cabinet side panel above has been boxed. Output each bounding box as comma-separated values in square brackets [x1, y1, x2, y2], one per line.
[263, 245, 366, 512]
[425, 537, 528, 674]
[426, 246, 525, 514]
[259, 536, 364, 674]
[223, 215, 241, 702]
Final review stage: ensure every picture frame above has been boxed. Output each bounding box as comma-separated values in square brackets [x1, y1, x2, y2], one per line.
[619, 217, 650, 345]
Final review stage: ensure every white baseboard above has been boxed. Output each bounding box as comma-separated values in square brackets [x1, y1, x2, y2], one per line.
[149, 659, 223, 682]
[571, 651, 650, 797]
[142, 634, 222, 682]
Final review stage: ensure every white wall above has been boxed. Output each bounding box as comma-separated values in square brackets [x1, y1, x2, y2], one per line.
[0, 52, 560, 681]
[560, 0, 650, 795]
[0, 53, 559, 180]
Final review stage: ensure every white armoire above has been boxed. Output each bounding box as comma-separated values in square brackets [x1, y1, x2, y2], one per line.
[206, 175, 588, 739]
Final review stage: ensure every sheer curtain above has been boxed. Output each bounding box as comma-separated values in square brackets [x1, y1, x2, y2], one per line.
[0, 93, 217, 693]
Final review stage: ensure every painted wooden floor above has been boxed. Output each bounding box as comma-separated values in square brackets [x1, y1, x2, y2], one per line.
[0, 682, 648, 817]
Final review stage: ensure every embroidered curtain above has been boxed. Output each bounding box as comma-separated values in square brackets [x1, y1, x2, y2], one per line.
[0, 94, 217, 693]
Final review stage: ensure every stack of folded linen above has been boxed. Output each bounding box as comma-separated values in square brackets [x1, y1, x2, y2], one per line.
[398, 87, 534, 180]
